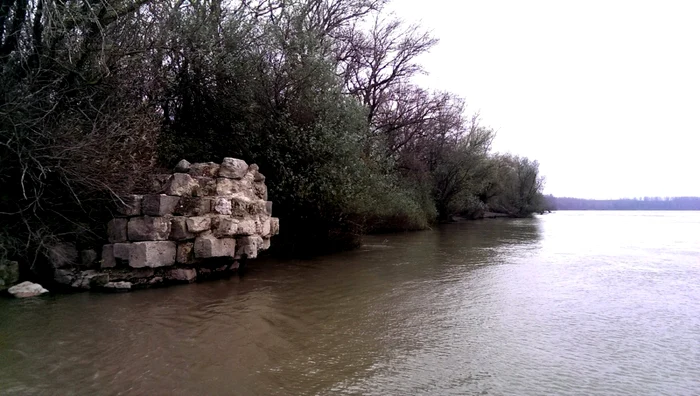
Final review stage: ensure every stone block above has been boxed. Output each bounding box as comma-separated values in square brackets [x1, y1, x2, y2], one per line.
[176, 242, 197, 264]
[271, 217, 280, 235]
[249, 164, 266, 182]
[186, 216, 211, 233]
[262, 237, 271, 251]
[142, 194, 180, 216]
[189, 162, 220, 178]
[174, 159, 191, 173]
[129, 241, 177, 268]
[167, 268, 197, 283]
[149, 174, 173, 193]
[213, 197, 232, 215]
[230, 196, 251, 217]
[174, 197, 211, 217]
[107, 268, 154, 281]
[128, 216, 171, 241]
[164, 173, 199, 197]
[104, 281, 132, 291]
[113, 243, 132, 265]
[265, 201, 273, 216]
[236, 219, 256, 236]
[259, 218, 271, 237]
[219, 157, 248, 179]
[254, 182, 268, 200]
[235, 236, 263, 259]
[101, 244, 116, 268]
[80, 249, 98, 268]
[249, 199, 266, 215]
[216, 178, 243, 196]
[194, 177, 217, 196]
[116, 195, 143, 217]
[48, 242, 79, 269]
[107, 218, 128, 243]
[170, 217, 196, 240]
[194, 235, 236, 258]
[54, 269, 76, 285]
[149, 276, 164, 286]
[71, 270, 109, 290]
[212, 216, 239, 237]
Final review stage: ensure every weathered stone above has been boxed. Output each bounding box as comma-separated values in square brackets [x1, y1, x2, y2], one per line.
[213, 197, 232, 215]
[101, 244, 117, 268]
[254, 182, 268, 200]
[249, 164, 266, 182]
[116, 195, 143, 217]
[104, 281, 132, 291]
[271, 217, 280, 235]
[106, 268, 154, 281]
[265, 201, 273, 216]
[167, 268, 197, 283]
[0, 260, 19, 291]
[107, 218, 128, 243]
[176, 242, 197, 264]
[194, 177, 217, 196]
[127, 216, 171, 241]
[249, 199, 267, 215]
[194, 235, 236, 258]
[189, 162, 220, 178]
[129, 241, 177, 268]
[142, 194, 180, 216]
[8, 281, 48, 298]
[48, 242, 79, 269]
[186, 216, 211, 233]
[149, 276, 164, 286]
[174, 159, 191, 173]
[262, 237, 271, 251]
[230, 196, 252, 217]
[164, 173, 199, 197]
[236, 219, 256, 236]
[174, 197, 212, 217]
[72, 270, 109, 289]
[80, 249, 98, 268]
[149, 174, 172, 193]
[259, 218, 272, 237]
[170, 217, 196, 240]
[235, 236, 263, 259]
[54, 269, 76, 285]
[219, 157, 248, 179]
[216, 178, 242, 196]
[212, 216, 239, 237]
[238, 172, 256, 199]
[113, 243, 131, 266]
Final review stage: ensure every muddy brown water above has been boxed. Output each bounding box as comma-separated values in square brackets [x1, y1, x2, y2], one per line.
[1, 211, 699, 395]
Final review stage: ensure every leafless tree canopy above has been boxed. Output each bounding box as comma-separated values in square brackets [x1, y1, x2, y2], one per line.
[0, 0, 546, 269]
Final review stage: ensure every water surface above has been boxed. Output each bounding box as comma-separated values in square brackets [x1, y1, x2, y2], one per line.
[1, 211, 699, 395]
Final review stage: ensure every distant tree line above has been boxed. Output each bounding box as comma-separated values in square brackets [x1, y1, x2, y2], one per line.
[547, 196, 700, 211]
[1, 0, 546, 273]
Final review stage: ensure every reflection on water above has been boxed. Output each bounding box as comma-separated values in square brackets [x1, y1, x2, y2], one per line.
[1, 212, 699, 395]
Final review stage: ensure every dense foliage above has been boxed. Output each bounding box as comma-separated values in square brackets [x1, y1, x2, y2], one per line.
[0, 0, 547, 271]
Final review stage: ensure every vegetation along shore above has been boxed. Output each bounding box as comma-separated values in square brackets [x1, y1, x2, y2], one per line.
[0, 0, 546, 291]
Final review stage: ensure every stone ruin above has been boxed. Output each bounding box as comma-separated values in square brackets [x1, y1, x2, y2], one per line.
[52, 158, 279, 292]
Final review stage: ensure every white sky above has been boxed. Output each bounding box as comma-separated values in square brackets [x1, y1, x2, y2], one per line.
[388, 0, 700, 199]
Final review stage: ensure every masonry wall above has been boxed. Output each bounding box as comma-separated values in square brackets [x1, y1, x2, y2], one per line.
[52, 158, 279, 291]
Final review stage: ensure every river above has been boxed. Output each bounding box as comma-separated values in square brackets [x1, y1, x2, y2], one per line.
[1, 211, 699, 395]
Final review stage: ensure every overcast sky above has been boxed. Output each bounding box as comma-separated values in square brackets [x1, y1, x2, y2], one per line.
[389, 0, 700, 199]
